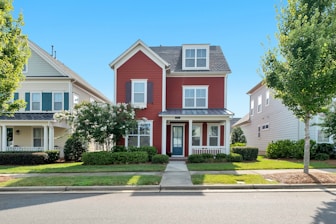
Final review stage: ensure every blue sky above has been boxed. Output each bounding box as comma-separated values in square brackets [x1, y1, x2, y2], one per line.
[12, 0, 282, 118]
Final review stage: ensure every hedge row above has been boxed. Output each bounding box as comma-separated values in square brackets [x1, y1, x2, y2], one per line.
[0, 150, 60, 165]
[231, 147, 258, 161]
[187, 153, 243, 163]
[82, 151, 148, 165]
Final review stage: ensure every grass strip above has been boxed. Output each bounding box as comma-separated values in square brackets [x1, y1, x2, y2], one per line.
[0, 175, 161, 187]
[191, 174, 278, 185]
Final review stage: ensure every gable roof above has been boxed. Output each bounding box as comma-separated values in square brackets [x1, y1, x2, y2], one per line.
[28, 40, 111, 103]
[150, 45, 231, 73]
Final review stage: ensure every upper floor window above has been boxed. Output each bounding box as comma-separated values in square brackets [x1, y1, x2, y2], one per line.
[183, 86, 208, 108]
[73, 94, 79, 105]
[31, 92, 41, 111]
[250, 99, 254, 116]
[90, 97, 95, 103]
[23, 64, 28, 73]
[53, 93, 63, 111]
[131, 79, 147, 108]
[257, 95, 262, 113]
[182, 44, 209, 70]
[265, 90, 270, 106]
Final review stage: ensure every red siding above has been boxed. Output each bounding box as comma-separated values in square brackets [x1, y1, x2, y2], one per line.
[166, 77, 225, 109]
[220, 125, 224, 146]
[116, 51, 163, 153]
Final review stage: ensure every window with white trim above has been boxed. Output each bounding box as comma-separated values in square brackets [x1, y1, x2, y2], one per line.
[265, 90, 270, 106]
[23, 64, 28, 73]
[262, 123, 269, 130]
[208, 125, 219, 146]
[31, 93, 41, 111]
[131, 80, 147, 108]
[257, 95, 262, 113]
[53, 92, 63, 111]
[127, 121, 152, 147]
[73, 94, 79, 105]
[250, 99, 254, 116]
[192, 124, 202, 146]
[183, 86, 208, 108]
[33, 128, 43, 147]
[182, 45, 209, 70]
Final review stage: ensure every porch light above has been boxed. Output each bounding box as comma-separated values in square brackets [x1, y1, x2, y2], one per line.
[16, 130, 20, 135]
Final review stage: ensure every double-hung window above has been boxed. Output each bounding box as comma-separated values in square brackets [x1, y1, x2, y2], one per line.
[208, 125, 219, 146]
[131, 80, 147, 108]
[31, 93, 41, 111]
[250, 100, 254, 116]
[127, 121, 152, 147]
[182, 45, 209, 70]
[257, 95, 262, 113]
[53, 93, 63, 111]
[33, 128, 43, 147]
[183, 86, 208, 108]
[192, 124, 202, 146]
[265, 90, 270, 106]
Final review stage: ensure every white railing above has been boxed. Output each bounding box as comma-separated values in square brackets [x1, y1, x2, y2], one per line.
[5, 147, 59, 152]
[192, 146, 226, 155]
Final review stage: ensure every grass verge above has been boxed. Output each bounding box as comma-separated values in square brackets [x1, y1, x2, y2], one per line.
[191, 174, 278, 185]
[0, 175, 161, 187]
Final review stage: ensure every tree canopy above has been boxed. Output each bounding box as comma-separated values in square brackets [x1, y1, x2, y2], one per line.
[0, 0, 30, 115]
[262, 0, 336, 173]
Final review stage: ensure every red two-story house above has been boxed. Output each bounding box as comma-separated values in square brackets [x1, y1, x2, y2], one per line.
[109, 40, 233, 157]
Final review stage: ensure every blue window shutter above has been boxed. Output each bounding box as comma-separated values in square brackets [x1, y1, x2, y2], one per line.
[125, 81, 131, 103]
[147, 82, 153, 104]
[14, 92, 19, 101]
[42, 93, 52, 111]
[25, 92, 30, 111]
[64, 92, 69, 110]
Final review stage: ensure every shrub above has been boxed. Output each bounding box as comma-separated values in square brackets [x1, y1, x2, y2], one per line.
[112, 152, 148, 164]
[46, 150, 60, 163]
[215, 153, 227, 161]
[64, 134, 88, 161]
[226, 153, 243, 162]
[312, 143, 335, 159]
[266, 139, 317, 159]
[314, 153, 330, 161]
[188, 154, 205, 163]
[232, 147, 258, 161]
[128, 146, 157, 161]
[82, 151, 113, 165]
[0, 152, 48, 165]
[201, 153, 214, 160]
[152, 154, 169, 164]
[112, 145, 127, 152]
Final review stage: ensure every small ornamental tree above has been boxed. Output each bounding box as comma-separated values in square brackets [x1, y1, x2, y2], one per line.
[0, 0, 31, 115]
[261, 0, 336, 174]
[55, 102, 137, 148]
[231, 127, 246, 144]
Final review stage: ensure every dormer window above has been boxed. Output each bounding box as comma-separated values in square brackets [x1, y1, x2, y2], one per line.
[182, 44, 209, 70]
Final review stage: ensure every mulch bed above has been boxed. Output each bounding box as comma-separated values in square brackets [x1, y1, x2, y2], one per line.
[263, 172, 336, 184]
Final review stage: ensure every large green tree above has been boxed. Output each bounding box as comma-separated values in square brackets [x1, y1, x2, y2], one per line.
[262, 0, 336, 173]
[0, 0, 30, 115]
[321, 101, 336, 141]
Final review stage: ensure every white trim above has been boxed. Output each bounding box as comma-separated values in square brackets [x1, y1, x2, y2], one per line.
[182, 85, 208, 109]
[131, 79, 147, 108]
[31, 92, 42, 111]
[161, 118, 167, 155]
[125, 120, 153, 147]
[207, 124, 220, 146]
[182, 44, 210, 70]
[23, 64, 28, 73]
[52, 92, 63, 111]
[257, 95, 262, 113]
[250, 99, 255, 116]
[192, 123, 203, 146]
[265, 90, 270, 106]
[171, 124, 185, 157]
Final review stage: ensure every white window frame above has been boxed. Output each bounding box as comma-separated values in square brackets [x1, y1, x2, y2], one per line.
[257, 95, 262, 113]
[23, 64, 28, 73]
[182, 44, 210, 70]
[131, 79, 147, 108]
[265, 90, 270, 106]
[53, 92, 63, 111]
[250, 99, 254, 116]
[90, 97, 95, 103]
[262, 123, 269, 131]
[192, 124, 202, 146]
[31, 92, 41, 111]
[208, 125, 220, 146]
[33, 127, 44, 147]
[73, 93, 79, 105]
[183, 86, 208, 109]
[126, 120, 153, 147]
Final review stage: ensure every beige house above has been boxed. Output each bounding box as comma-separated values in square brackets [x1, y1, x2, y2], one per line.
[233, 81, 332, 154]
[0, 40, 110, 155]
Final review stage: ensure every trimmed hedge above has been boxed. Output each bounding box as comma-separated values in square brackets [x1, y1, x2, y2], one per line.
[226, 153, 243, 162]
[46, 150, 60, 163]
[152, 154, 169, 164]
[128, 146, 157, 161]
[82, 151, 148, 165]
[232, 147, 258, 161]
[0, 152, 48, 165]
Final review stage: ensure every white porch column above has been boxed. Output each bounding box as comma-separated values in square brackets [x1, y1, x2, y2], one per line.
[43, 125, 48, 151]
[225, 119, 231, 154]
[188, 119, 192, 156]
[161, 118, 167, 155]
[1, 125, 6, 151]
[48, 126, 54, 150]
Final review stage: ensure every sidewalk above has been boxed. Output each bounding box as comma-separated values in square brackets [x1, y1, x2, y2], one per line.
[1, 161, 336, 191]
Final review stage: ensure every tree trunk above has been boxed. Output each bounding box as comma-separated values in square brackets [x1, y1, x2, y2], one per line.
[303, 116, 311, 174]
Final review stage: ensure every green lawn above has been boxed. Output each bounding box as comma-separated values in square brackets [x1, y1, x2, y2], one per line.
[0, 162, 166, 174]
[187, 156, 336, 171]
[192, 174, 278, 185]
[0, 175, 161, 187]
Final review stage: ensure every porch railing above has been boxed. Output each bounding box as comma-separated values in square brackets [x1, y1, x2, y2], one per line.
[5, 146, 59, 152]
[192, 146, 226, 155]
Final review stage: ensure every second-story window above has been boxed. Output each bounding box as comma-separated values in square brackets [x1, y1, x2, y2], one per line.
[265, 90, 270, 106]
[132, 80, 147, 107]
[250, 99, 254, 116]
[53, 93, 63, 111]
[257, 95, 262, 113]
[73, 94, 79, 105]
[32, 93, 41, 111]
[183, 86, 208, 108]
[182, 45, 209, 70]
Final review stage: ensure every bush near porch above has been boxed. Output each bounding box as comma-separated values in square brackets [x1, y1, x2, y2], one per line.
[0, 150, 60, 165]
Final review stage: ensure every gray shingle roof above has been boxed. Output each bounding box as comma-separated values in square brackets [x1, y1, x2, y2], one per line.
[0, 113, 55, 121]
[159, 108, 233, 116]
[150, 46, 231, 73]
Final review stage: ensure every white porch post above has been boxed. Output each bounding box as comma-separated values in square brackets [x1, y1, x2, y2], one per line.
[188, 119, 192, 156]
[43, 125, 48, 151]
[161, 118, 167, 155]
[48, 126, 54, 150]
[1, 125, 6, 151]
[225, 119, 231, 154]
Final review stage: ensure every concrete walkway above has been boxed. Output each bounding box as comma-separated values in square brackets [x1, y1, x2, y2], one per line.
[160, 161, 192, 186]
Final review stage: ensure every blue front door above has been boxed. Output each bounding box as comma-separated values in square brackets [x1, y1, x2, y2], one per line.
[172, 126, 183, 156]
